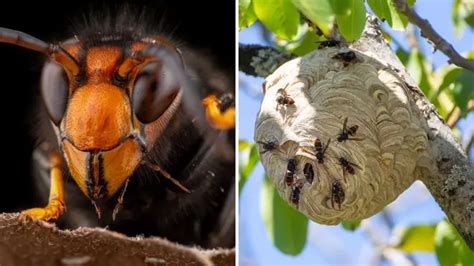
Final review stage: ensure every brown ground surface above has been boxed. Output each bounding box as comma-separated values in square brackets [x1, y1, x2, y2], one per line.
[0, 213, 234, 266]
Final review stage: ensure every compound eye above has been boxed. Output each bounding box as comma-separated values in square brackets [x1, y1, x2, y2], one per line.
[132, 61, 180, 124]
[40, 61, 69, 125]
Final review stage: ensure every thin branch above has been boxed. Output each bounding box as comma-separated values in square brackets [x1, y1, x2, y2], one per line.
[382, 248, 416, 266]
[381, 210, 418, 265]
[447, 107, 461, 128]
[447, 100, 474, 128]
[239, 43, 294, 77]
[361, 219, 417, 266]
[405, 24, 420, 50]
[394, 0, 474, 72]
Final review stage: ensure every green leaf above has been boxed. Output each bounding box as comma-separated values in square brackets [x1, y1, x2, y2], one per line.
[260, 176, 308, 255]
[333, 0, 366, 41]
[253, 0, 300, 40]
[289, 29, 322, 56]
[368, 0, 392, 26]
[451, 70, 474, 117]
[239, 139, 253, 151]
[292, 0, 335, 36]
[459, 239, 474, 266]
[241, 145, 260, 178]
[276, 23, 323, 56]
[431, 94, 451, 120]
[436, 90, 455, 120]
[435, 220, 462, 266]
[434, 220, 474, 266]
[406, 48, 433, 97]
[431, 65, 461, 118]
[435, 220, 459, 266]
[329, 0, 350, 15]
[341, 220, 361, 231]
[438, 68, 463, 94]
[452, 0, 474, 36]
[239, 0, 257, 31]
[461, 0, 474, 27]
[467, 49, 474, 59]
[396, 224, 436, 252]
[387, 0, 409, 30]
[465, 12, 474, 28]
[452, 0, 467, 37]
[239, 143, 260, 192]
[395, 48, 409, 66]
[407, 0, 416, 6]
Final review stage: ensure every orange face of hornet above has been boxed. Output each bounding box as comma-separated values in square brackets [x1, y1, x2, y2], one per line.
[49, 40, 182, 202]
[61, 48, 141, 200]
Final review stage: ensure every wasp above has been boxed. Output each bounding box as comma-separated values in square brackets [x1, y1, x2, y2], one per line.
[337, 117, 360, 142]
[0, 8, 235, 248]
[303, 163, 314, 184]
[339, 157, 357, 175]
[256, 139, 279, 154]
[316, 40, 340, 49]
[276, 88, 295, 110]
[332, 51, 357, 67]
[291, 185, 302, 205]
[314, 138, 331, 163]
[331, 180, 345, 210]
[339, 157, 361, 182]
[285, 158, 297, 186]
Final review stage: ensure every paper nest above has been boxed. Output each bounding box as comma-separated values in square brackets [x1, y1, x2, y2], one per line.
[255, 47, 431, 224]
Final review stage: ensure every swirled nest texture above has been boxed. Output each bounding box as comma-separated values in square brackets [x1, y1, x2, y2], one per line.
[255, 47, 431, 224]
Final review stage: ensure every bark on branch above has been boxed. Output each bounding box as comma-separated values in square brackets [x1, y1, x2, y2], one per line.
[239, 44, 294, 77]
[0, 213, 235, 265]
[394, 0, 474, 72]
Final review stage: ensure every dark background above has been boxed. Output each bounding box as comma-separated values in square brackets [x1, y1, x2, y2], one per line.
[0, 0, 235, 211]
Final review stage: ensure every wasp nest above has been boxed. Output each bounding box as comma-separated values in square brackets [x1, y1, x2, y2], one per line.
[255, 48, 431, 224]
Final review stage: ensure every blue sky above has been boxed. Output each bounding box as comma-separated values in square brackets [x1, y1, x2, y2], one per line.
[239, 1, 474, 265]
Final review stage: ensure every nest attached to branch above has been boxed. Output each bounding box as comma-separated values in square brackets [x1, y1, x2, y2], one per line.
[255, 47, 432, 224]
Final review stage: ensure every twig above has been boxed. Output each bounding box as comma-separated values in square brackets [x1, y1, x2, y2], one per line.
[447, 100, 474, 128]
[405, 24, 420, 50]
[394, 0, 474, 72]
[381, 210, 418, 265]
[361, 218, 417, 266]
[382, 248, 416, 266]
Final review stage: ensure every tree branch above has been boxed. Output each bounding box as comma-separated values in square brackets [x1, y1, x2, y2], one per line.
[0, 213, 234, 265]
[239, 44, 294, 77]
[394, 0, 474, 72]
[351, 16, 474, 250]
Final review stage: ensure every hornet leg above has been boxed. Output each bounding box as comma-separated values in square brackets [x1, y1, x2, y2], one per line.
[22, 153, 65, 220]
